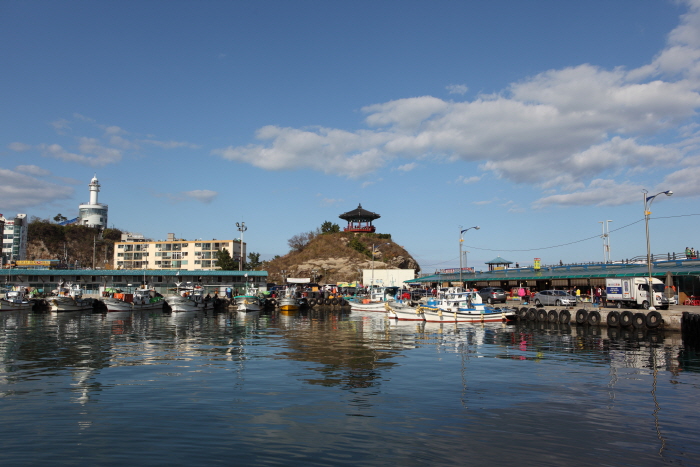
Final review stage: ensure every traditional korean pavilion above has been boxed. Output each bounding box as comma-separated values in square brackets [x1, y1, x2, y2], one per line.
[485, 256, 513, 271]
[339, 204, 380, 233]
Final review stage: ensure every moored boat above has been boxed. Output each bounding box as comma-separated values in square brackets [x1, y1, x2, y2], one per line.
[385, 300, 425, 321]
[234, 283, 262, 312]
[49, 283, 95, 312]
[102, 287, 164, 312]
[348, 286, 400, 312]
[277, 286, 300, 312]
[164, 284, 213, 312]
[420, 289, 516, 323]
[0, 289, 34, 311]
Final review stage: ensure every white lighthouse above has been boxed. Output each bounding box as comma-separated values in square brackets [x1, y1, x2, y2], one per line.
[78, 174, 108, 229]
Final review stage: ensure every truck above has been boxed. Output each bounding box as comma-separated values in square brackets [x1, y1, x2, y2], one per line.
[605, 277, 676, 310]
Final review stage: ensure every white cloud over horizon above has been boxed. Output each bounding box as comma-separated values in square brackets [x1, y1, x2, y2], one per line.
[212, 0, 700, 207]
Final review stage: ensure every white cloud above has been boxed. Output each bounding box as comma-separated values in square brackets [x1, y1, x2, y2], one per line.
[212, 1, 700, 206]
[455, 175, 480, 184]
[15, 165, 50, 176]
[8, 142, 32, 152]
[396, 162, 417, 172]
[0, 168, 73, 210]
[446, 84, 468, 95]
[182, 189, 218, 203]
[319, 198, 343, 206]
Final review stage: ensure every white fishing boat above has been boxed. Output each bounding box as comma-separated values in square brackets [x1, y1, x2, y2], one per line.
[103, 287, 164, 312]
[0, 289, 33, 311]
[385, 300, 425, 321]
[49, 283, 94, 312]
[234, 283, 262, 312]
[420, 288, 516, 323]
[164, 283, 213, 312]
[348, 286, 400, 312]
[130, 288, 164, 312]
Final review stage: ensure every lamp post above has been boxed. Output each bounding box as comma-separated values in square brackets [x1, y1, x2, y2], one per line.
[312, 269, 318, 283]
[236, 222, 247, 271]
[598, 220, 613, 263]
[643, 189, 673, 311]
[459, 226, 480, 286]
[281, 269, 287, 286]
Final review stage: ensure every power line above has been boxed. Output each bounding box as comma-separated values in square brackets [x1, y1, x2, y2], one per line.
[419, 213, 700, 265]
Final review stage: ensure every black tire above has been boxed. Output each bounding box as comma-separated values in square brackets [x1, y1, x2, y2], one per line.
[534, 299, 541, 306]
[607, 310, 621, 327]
[268, 298, 277, 307]
[641, 300, 650, 310]
[575, 309, 588, 325]
[527, 308, 537, 321]
[555, 300, 561, 306]
[633, 312, 647, 329]
[308, 298, 316, 307]
[547, 310, 558, 323]
[616, 301, 623, 309]
[487, 298, 494, 304]
[518, 307, 529, 320]
[587, 310, 601, 326]
[324, 298, 331, 306]
[646, 311, 662, 329]
[537, 309, 547, 322]
[331, 298, 339, 306]
[620, 310, 634, 327]
[559, 309, 571, 324]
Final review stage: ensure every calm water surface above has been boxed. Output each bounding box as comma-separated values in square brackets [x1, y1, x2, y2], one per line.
[0, 308, 699, 466]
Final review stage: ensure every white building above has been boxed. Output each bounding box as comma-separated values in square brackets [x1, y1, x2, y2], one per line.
[1, 213, 28, 263]
[78, 174, 108, 229]
[362, 269, 416, 287]
[114, 233, 245, 271]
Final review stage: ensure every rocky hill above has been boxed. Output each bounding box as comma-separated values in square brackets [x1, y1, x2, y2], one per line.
[264, 231, 420, 284]
[26, 217, 122, 268]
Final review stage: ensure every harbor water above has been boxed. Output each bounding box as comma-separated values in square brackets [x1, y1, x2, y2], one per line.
[1, 308, 699, 466]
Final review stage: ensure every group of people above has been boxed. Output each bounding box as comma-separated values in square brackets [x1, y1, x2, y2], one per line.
[685, 247, 698, 259]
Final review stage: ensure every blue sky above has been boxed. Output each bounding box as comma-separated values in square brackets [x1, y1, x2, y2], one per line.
[2, 0, 700, 273]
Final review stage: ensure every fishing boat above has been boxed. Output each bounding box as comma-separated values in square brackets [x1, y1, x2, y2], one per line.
[0, 289, 34, 311]
[385, 300, 425, 321]
[234, 283, 262, 312]
[348, 286, 400, 312]
[103, 287, 164, 312]
[49, 283, 95, 312]
[277, 286, 300, 312]
[420, 288, 516, 323]
[164, 283, 213, 312]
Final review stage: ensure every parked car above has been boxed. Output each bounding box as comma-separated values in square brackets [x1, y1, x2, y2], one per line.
[533, 290, 577, 306]
[478, 287, 507, 304]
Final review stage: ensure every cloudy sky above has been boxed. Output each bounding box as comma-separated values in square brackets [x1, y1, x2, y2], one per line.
[2, 0, 700, 272]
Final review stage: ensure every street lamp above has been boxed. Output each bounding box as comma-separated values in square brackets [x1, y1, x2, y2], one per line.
[459, 226, 480, 286]
[643, 189, 673, 311]
[236, 222, 247, 271]
[598, 220, 613, 263]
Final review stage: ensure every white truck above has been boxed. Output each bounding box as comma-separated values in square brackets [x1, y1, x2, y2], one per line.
[605, 277, 676, 310]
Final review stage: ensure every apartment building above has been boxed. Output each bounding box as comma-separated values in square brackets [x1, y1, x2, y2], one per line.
[114, 233, 244, 270]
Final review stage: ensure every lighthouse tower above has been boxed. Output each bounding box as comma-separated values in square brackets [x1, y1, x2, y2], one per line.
[78, 174, 108, 229]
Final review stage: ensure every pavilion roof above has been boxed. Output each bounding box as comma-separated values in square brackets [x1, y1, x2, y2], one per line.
[485, 256, 512, 265]
[339, 203, 380, 221]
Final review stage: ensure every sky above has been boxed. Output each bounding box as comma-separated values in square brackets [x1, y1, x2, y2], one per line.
[2, 0, 700, 273]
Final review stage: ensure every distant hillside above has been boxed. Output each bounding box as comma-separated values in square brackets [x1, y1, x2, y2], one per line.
[265, 231, 420, 284]
[26, 217, 123, 268]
